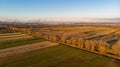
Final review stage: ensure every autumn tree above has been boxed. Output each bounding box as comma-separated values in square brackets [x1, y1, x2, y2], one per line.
[89, 40, 97, 51]
[66, 40, 72, 44]
[77, 38, 84, 48]
[112, 40, 120, 57]
[60, 34, 67, 43]
[84, 40, 91, 50]
[71, 37, 77, 45]
[97, 40, 110, 54]
[52, 35, 58, 42]
[32, 32, 42, 37]
[48, 34, 53, 40]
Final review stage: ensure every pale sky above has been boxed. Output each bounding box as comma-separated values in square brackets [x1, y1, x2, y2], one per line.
[0, 0, 120, 22]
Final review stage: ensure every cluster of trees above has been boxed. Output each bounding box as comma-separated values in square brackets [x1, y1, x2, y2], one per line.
[9, 27, 32, 35]
[59, 35, 110, 54]
[112, 40, 120, 57]
[0, 26, 11, 33]
[41, 34, 120, 58]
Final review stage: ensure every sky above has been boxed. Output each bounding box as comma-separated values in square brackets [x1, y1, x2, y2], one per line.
[0, 0, 120, 22]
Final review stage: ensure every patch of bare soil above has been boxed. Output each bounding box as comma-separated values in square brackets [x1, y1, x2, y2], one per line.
[0, 41, 58, 58]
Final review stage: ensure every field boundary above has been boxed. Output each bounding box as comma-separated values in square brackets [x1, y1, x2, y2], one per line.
[59, 42, 120, 60]
[0, 41, 58, 58]
[45, 39, 120, 60]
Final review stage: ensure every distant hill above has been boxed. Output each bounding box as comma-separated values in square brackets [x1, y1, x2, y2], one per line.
[0, 20, 120, 25]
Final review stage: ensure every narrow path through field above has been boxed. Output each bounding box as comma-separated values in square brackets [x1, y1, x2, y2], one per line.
[0, 41, 58, 58]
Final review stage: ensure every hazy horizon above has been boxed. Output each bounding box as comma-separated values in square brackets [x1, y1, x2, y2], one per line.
[0, 0, 120, 23]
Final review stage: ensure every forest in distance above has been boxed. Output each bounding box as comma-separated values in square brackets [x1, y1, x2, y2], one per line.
[0, 24, 120, 60]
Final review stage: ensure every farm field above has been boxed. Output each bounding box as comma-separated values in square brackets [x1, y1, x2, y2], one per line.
[0, 41, 58, 58]
[0, 33, 32, 41]
[0, 24, 120, 67]
[0, 33, 46, 49]
[0, 44, 119, 67]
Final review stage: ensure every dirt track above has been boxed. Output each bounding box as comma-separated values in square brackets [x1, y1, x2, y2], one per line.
[0, 41, 58, 58]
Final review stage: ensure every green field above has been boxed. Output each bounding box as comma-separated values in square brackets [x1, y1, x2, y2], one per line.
[0, 44, 113, 67]
[0, 38, 46, 49]
[0, 33, 46, 49]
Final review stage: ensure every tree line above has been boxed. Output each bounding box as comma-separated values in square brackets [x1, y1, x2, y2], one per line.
[41, 34, 120, 57]
[9, 26, 120, 60]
